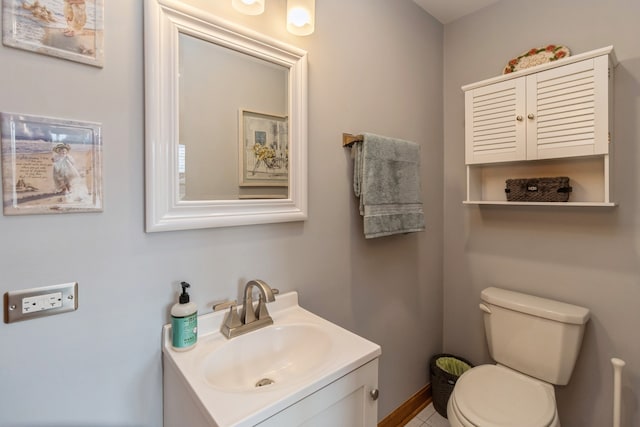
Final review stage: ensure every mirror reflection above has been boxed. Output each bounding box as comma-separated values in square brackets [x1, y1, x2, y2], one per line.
[178, 33, 289, 201]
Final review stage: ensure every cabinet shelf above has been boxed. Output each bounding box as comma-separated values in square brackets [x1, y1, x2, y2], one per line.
[463, 201, 616, 207]
[465, 155, 614, 205]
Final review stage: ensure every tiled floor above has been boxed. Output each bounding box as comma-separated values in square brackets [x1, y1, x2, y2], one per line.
[405, 402, 450, 427]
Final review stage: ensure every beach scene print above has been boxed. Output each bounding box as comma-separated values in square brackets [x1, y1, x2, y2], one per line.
[2, 0, 104, 66]
[1, 113, 102, 215]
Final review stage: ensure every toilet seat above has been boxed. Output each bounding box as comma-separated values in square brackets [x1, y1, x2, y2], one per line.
[448, 364, 558, 427]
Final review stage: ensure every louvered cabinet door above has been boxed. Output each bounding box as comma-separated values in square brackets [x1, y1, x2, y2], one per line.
[465, 78, 527, 164]
[526, 55, 610, 160]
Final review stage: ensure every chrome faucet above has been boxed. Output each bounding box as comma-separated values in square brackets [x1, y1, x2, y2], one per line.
[213, 279, 278, 339]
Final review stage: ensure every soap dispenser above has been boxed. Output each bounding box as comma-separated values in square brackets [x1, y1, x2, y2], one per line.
[171, 281, 198, 351]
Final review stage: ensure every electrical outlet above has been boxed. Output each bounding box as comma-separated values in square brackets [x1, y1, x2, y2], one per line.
[22, 292, 63, 313]
[4, 282, 78, 323]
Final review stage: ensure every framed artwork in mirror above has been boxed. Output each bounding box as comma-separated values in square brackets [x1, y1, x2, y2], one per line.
[1, 112, 103, 215]
[239, 110, 288, 187]
[2, 0, 104, 67]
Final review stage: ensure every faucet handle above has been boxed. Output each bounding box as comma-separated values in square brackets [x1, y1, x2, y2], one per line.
[219, 302, 243, 338]
[213, 299, 237, 312]
[255, 294, 272, 321]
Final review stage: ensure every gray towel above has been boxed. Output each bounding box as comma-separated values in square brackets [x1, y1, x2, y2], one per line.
[353, 133, 425, 238]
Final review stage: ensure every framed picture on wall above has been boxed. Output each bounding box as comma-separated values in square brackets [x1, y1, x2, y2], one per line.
[1, 112, 103, 215]
[2, 0, 104, 67]
[238, 110, 289, 187]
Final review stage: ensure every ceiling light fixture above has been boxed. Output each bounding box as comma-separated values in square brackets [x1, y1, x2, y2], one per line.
[231, 0, 265, 16]
[231, 0, 315, 36]
[286, 0, 315, 36]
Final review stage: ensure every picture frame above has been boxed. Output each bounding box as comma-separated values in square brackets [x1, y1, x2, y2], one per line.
[238, 110, 288, 187]
[2, 0, 104, 67]
[1, 112, 103, 215]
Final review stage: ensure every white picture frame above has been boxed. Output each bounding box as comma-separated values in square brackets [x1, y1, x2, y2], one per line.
[239, 110, 288, 187]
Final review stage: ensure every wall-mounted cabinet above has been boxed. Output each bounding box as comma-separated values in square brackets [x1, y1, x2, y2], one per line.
[462, 46, 616, 206]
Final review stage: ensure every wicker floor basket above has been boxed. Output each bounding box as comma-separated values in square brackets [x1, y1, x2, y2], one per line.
[505, 176, 572, 202]
[429, 354, 473, 418]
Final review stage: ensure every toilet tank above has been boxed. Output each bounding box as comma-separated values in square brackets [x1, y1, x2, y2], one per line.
[480, 287, 590, 385]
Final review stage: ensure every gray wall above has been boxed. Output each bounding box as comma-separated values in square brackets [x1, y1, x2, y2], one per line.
[443, 0, 640, 426]
[0, 0, 443, 425]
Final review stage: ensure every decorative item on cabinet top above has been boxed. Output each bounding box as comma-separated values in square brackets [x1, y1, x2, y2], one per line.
[503, 44, 570, 74]
[462, 46, 617, 207]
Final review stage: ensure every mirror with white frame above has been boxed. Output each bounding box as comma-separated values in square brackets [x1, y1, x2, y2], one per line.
[144, 0, 308, 232]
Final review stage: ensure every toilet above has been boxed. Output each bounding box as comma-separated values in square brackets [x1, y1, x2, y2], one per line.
[447, 287, 590, 427]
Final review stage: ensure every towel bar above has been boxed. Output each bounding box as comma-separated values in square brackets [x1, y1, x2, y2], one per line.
[343, 133, 363, 147]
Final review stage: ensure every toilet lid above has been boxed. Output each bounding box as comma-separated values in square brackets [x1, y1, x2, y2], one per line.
[453, 365, 556, 427]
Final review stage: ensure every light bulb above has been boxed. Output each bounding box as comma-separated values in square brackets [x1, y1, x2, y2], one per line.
[288, 7, 310, 27]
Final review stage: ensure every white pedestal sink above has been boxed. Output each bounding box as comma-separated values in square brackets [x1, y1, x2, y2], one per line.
[162, 291, 381, 427]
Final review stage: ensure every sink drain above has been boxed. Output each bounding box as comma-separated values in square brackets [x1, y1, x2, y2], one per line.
[255, 378, 275, 388]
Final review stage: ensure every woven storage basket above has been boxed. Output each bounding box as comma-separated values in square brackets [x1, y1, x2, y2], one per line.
[429, 354, 473, 418]
[505, 176, 572, 202]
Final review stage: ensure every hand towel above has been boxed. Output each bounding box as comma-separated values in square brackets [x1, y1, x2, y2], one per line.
[353, 133, 425, 238]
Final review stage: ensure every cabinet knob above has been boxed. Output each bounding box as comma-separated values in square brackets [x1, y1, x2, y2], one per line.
[528, 113, 535, 120]
[370, 388, 379, 400]
[516, 115, 523, 121]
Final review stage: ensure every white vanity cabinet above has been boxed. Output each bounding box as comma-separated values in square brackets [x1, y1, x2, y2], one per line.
[164, 356, 379, 427]
[463, 46, 616, 205]
[256, 359, 379, 427]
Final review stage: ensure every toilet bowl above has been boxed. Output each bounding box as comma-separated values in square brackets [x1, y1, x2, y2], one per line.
[445, 287, 590, 427]
[447, 365, 560, 427]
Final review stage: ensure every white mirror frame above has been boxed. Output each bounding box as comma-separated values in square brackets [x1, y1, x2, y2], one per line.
[144, 0, 308, 232]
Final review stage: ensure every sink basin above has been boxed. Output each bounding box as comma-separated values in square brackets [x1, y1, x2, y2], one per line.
[202, 323, 332, 392]
[162, 291, 381, 427]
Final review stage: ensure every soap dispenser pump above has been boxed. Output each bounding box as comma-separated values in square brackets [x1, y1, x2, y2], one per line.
[171, 281, 198, 351]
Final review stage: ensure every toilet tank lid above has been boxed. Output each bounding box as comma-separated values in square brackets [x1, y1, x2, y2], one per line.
[481, 287, 590, 325]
